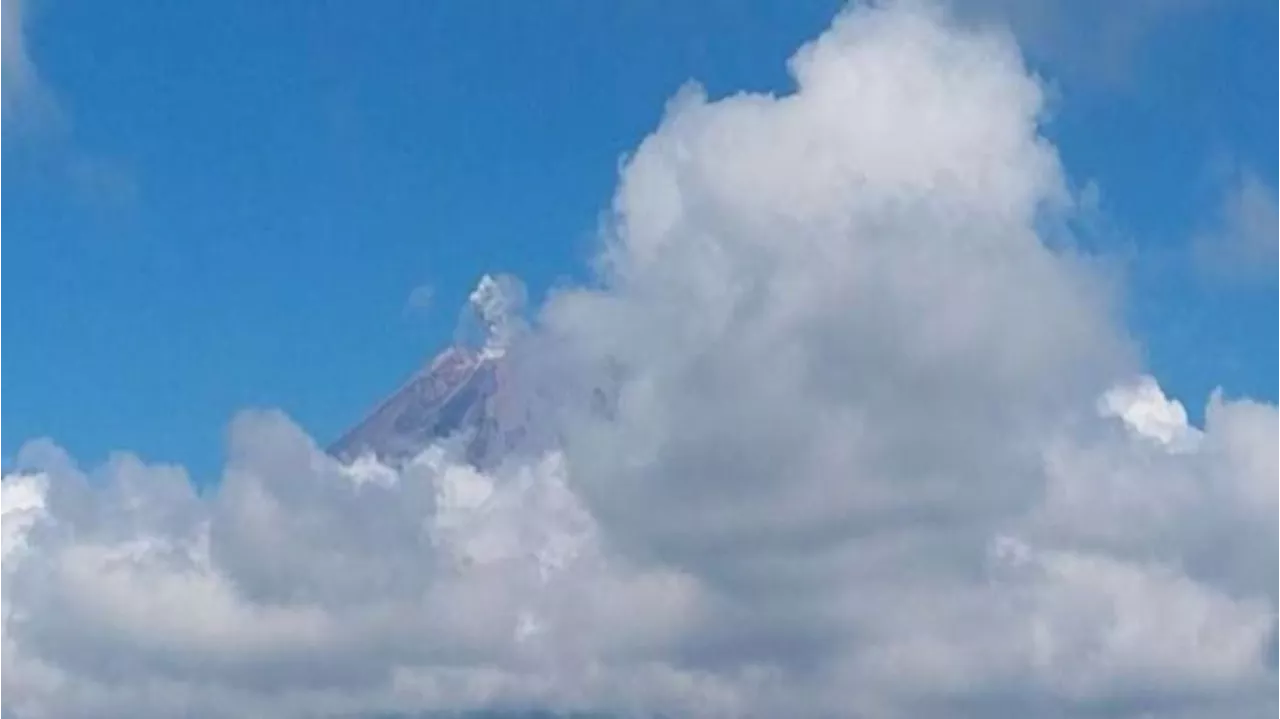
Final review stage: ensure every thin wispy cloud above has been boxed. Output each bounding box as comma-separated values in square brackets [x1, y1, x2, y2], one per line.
[948, 0, 1224, 88]
[2, 0, 58, 128]
[2, 0, 35, 102]
[3, 0, 138, 212]
[1194, 167, 1279, 284]
[405, 284, 436, 315]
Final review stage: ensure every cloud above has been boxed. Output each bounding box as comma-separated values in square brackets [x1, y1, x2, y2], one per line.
[1194, 168, 1279, 284]
[945, 0, 1223, 88]
[0, 0, 38, 122]
[542, 0, 1126, 574]
[3, 2, 1276, 717]
[3, 0, 138, 211]
[3, 421, 715, 718]
[404, 284, 436, 317]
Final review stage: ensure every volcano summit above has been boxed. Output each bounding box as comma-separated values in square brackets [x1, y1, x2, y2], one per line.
[328, 275, 537, 468]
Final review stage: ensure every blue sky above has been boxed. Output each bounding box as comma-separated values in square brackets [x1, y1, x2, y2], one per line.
[4, 0, 1276, 482]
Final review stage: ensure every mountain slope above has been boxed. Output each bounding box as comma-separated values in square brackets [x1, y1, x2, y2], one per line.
[327, 275, 535, 467]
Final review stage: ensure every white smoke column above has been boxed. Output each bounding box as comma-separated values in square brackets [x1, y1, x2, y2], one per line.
[458, 273, 530, 360]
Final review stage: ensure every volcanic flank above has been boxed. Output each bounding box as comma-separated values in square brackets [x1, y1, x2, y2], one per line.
[328, 275, 536, 468]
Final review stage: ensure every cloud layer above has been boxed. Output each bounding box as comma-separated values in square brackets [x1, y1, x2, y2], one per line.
[3, 3, 1275, 717]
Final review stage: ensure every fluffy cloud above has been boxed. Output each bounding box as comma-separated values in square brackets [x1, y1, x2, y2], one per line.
[542, 0, 1128, 576]
[3, 2, 1275, 717]
[4, 421, 714, 718]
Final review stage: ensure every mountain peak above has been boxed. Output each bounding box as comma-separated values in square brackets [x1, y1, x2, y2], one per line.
[328, 275, 536, 467]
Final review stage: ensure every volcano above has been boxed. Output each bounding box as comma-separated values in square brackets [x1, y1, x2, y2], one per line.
[327, 275, 537, 468]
